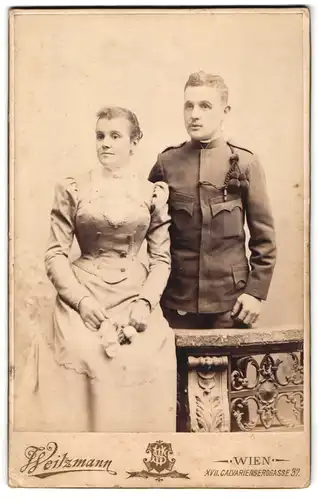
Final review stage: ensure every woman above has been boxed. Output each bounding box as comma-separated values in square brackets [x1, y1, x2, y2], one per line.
[20, 107, 176, 432]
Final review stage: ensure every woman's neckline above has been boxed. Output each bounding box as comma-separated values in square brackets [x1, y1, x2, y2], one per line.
[90, 165, 138, 182]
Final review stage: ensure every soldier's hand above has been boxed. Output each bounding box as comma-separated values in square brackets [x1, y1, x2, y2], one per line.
[129, 299, 151, 332]
[231, 293, 261, 326]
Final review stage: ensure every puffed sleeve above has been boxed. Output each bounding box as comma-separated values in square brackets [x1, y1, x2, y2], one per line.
[148, 155, 165, 183]
[138, 181, 171, 310]
[44, 177, 91, 310]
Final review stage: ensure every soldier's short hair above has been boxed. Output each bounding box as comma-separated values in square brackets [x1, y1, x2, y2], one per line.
[184, 72, 229, 104]
[96, 106, 143, 142]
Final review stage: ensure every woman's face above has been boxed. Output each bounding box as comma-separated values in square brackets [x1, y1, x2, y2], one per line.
[96, 117, 135, 169]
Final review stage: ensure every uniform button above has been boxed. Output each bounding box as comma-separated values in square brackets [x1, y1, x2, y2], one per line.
[98, 248, 104, 255]
[96, 232, 102, 237]
[177, 310, 187, 316]
[120, 268, 126, 272]
[120, 251, 127, 258]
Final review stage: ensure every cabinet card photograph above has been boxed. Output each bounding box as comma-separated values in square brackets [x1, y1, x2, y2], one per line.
[8, 7, 310, 488]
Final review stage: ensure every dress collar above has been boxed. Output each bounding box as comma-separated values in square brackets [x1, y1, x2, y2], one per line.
[92, 163, 138, 181]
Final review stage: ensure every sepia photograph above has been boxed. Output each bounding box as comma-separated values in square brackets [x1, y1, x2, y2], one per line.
[8, 7, 310, 488]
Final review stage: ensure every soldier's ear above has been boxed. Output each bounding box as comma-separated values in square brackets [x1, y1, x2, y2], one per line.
[224, 105, 231, 114]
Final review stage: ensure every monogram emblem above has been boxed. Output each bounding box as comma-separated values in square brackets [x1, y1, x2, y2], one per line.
[143, 441, 175, 474]
[127, 441, 190, 482]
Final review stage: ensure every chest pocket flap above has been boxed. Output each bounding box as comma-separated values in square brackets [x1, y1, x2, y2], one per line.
[170, 192, 194, 216]
[210, 197, 243, 217]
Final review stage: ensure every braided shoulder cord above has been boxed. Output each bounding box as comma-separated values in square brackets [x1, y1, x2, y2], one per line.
[223, 143, 249, 201]
[199, 142, 250, 202]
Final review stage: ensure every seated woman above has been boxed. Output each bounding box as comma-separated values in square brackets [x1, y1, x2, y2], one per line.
[20, 107, 176, 432]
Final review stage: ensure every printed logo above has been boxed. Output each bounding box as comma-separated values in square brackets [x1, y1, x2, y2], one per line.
[127, 440, 190, 482]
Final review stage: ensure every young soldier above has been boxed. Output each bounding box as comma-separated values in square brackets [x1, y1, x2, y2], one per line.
[149, 72, 276, 329]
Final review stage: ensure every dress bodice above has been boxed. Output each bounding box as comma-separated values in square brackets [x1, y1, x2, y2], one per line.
[45, 171, 171, 311]
[74, 175, 153, 259]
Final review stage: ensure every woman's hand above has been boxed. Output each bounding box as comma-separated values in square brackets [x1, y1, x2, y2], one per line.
[78, 296, 108, 331]
[129, 299, 151, 332]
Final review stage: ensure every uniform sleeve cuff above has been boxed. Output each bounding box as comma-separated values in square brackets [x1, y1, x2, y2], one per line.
[244, 283, 268, 301]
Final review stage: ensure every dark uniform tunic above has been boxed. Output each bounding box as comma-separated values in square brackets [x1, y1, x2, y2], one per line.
[148, 137, 276, 315]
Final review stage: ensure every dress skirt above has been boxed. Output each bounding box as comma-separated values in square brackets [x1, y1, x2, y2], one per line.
[15, 262, 177, 433]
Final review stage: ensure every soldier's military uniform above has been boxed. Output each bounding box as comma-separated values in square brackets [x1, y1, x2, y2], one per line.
[148, 137, 276, 328]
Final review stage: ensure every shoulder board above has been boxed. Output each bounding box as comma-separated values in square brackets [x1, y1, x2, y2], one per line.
[227, 141, 254, 155]
[161, 141, 187, 154]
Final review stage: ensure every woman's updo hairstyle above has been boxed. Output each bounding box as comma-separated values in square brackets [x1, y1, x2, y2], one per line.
[96, 106, 143, 142]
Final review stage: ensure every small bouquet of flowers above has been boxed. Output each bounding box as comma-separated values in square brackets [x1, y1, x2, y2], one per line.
[98, 318, 138, 358]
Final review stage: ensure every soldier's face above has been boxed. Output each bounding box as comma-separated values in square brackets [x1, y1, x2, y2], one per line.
[184, 86, 227, 141]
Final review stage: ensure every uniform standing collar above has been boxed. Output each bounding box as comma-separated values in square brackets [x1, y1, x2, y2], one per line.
[190, 137, 226, 150]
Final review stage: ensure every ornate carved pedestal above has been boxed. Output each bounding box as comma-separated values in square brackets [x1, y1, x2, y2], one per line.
[187, 356, 230, 432]
[176, 326, 304, 433]
[230, 352, 303, 431]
